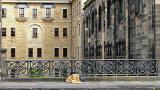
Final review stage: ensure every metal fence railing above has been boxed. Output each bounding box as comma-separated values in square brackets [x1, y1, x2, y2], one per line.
[3, 59, 158, 78]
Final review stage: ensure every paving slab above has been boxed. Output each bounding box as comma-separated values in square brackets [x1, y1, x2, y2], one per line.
[0, 81, 160, 89]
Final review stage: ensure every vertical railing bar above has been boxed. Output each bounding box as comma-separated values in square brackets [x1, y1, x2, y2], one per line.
[49, 61, 51, 77]
[157, 59, 158, 76]
[115, 60, 117, 76]
[136, 60, 138, 76]
[27, 61, 29, 77]
[6, 61, 8, 80]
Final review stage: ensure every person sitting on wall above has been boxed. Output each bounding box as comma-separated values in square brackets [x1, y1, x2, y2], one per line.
[66, 70, 83, 83]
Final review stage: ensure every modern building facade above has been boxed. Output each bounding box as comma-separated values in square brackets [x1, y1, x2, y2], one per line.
[1, 0, 74, 60]
[83, 0, 156, 59]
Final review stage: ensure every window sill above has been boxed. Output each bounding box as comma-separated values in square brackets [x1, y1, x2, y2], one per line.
[42, 17, 54, 21]
[15, 17, 28, 22]
[28, 57, 34, 59]
[54, 36, 59, 38]
[10, 57, 16, 59]
[37, 57, 42, 59]
[32, 37, 38, 38]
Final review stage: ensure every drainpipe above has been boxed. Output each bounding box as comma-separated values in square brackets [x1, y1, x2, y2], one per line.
[0, 0, 2, 69]
[70, 0, 74, 72]
[70, 0, 73, 59]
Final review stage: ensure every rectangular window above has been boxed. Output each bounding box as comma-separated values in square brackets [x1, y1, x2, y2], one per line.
[28, 48, 33, 57]
[32, 9, 37, 18]
[63, 48, 67, 57]
[63, 9, 67, 18]
[11, 28, 15, 37]
[54, 28, 59, 36]
[37, 48, 42, 57]
[33, 28, 37, 38]
[46, 8, 51, 18]
[63, 28, 67, 37]
[107, 0, 111, 27]
[119, 0, 125, 20]
[19, 8, 24, 17]
[136, 0, 143, 15]
[11, 48, 15, 57]
[2, 8, 6, 18]
[2, 28, 6, 36]
[55, 48, 59, 57]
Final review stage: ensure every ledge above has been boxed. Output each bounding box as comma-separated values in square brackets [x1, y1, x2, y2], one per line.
[15, 17, 28, 22]
[41, 17, 54, 22]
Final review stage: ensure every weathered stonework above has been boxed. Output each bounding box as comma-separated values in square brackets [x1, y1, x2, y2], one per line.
[2, 1, 72, 60]
[83, 0, 156, 59]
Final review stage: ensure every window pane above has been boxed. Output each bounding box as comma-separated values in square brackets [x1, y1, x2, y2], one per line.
[63, 48, 67, 57]
[55, 48, 59, 57]
[19, 8, 24, 17]
[2, 28, 6, 36]
[28, 48, 33, 57]
[54, 28, 59, 36]
[46, 8, 51, 18]
[33, 9, 37, 18]
[11, 48, 15, 57]
[2, 8, 6, 18]
[11, 28, 15, 37]
[63, 9, 67, 18]
[37, 48, 42, 57]
[63, 28, 67, 36]
[33, 28, 37, 38]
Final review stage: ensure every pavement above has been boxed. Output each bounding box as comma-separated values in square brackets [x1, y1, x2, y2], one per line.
[0, 81, 160, 89]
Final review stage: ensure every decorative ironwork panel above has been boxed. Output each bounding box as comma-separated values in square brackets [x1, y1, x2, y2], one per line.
[103, 60, 116, 75]
[30, 61, 50, 76]
[52, 61, 71, 77]
[117, 60, 136, 75]
[5, 59, 158, 78]
[137, 60, 157, 76]
[7, 61, 28, 77]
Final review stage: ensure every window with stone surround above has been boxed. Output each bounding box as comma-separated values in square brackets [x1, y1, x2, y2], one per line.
[33, 28, 37, 38]
[119, 0, 125, 21]
[63, 9, 67, 18]
[32, 9, 37, 18]
[55, 48, 59, 57]
[63, 28, 67, 37]
[54, 28, 59, 36]
[11, 48, 15, 57]
[2, 8, 6, 18]
[136, 0, 143, 16]
[63, 48, 67, 57]
[19, 8, 24, 17]
[2, 28, 6, 37]
[11, 28, 15, 37]
[28, 48, 33, 57]
[107, 0, 112, 28]
[46, 8, 51, 18]
[37, 48, 42, 57]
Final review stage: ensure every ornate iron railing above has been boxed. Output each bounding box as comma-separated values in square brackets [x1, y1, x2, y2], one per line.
[4, 59, 158, 78]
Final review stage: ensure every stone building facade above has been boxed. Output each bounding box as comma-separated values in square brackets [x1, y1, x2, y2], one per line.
[1, 0, 74, 60]
[71, 0, 84, 59]
[83, 0, 156, 59]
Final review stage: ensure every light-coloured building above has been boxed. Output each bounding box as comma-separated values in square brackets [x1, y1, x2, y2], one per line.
[71, 0, 84, 59]
[1, 0, 73, 60]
